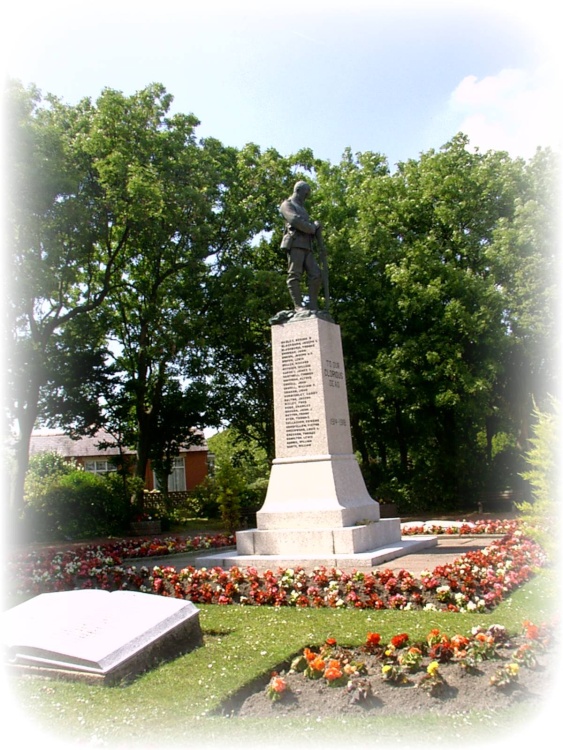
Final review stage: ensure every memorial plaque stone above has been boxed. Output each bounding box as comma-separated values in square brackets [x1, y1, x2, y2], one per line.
[2, 589, 202, 684]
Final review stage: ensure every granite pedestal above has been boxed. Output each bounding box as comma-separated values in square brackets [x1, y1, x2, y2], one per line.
[198, 314, 436, 570]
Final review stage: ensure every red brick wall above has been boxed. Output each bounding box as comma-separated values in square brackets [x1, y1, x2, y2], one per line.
[185, 451, 208, 490]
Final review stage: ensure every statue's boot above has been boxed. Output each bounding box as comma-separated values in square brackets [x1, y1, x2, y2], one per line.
[288, 279, 307, 312]
[308, 276, 322, 311]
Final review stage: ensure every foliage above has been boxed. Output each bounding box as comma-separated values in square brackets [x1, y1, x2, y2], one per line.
[5, 81, 131, 509]
[5, 75, 558, 517]
[21, 452, 139, 540]
[23, 468, 130, 541]
[23, 451, 74, 502]
[517, 396, 559, 556]
[76, 84, 224, 496]
[213, 463, 245, 534]
[518, 396, 558, 513]
[179, 477, 222, 520]
[207, 428, 270, 525]
[203, 146, 319, 457]
[313, 138, 558, 511]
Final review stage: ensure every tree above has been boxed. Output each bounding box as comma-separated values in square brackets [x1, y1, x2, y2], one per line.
[5, 81, 130, 510]
[79, 86, 231, 499]
[203, 145, 320, 457]
[315, 135, 543, 510]
[485, 148, 560, 447]
[207, 428, 270, 527]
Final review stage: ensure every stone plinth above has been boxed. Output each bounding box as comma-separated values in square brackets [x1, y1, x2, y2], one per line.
[196, 313, 435, 570]
[234, 316, 391, 559]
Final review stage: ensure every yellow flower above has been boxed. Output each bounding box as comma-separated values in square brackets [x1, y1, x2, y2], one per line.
[508, 663, 520, 676]
[427, 661, 440, 677]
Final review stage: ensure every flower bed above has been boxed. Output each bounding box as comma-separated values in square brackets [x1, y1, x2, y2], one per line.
[7, 533, 234, 602]
[7, 523, 548, 612]
[239, 619, 556, 718]
[401, 519, 521, 535]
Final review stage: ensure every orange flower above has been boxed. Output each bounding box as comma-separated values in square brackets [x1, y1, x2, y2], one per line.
[324, 660, 343, 681]
[303, 647, 316, 662]
[451, 634, 470, 650]
[523, 621, 540, 640]
[475, 632, 494, 645]
[325, 637, 337, 647]
[269, 675, 287, 694]
[310, 656, 326, 673]
[427, 628, 441, 645]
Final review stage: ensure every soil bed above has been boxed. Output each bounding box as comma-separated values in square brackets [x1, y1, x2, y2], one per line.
[229, 634, 554, 719]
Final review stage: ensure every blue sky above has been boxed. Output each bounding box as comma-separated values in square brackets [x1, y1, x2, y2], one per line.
[4, 0, 560, 169]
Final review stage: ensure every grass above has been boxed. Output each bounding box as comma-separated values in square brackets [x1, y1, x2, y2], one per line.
[6, 566, 559, 750]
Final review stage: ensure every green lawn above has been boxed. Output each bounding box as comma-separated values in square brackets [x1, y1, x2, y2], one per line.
[7, 567, 559, 750]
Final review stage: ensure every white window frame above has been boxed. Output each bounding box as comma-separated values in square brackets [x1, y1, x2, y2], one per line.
[154, 456, 186, 492]
[84, 459, 117, 475]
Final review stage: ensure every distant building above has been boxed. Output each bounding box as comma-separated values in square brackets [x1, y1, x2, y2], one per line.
[29, 429, 210, 493]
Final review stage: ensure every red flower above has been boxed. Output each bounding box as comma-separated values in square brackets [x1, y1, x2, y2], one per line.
[390, 633, 409, 648]
[365, 632, 381, 652]
[523, 620, 540, 640]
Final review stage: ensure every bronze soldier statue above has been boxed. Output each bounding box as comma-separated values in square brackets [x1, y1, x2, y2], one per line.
[280, 181, 323, 312]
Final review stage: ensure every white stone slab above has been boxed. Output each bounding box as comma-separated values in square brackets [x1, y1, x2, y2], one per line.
[237, 519, 401, 556]
[196, 535, 438, 572]
[258, 453, 380, 528]
[2, 589, 202, 683]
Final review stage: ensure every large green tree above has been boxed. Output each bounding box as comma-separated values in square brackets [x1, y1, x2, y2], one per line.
[7, 76, 556, 519]
[313, 135, 556, 510]
[203, 146, 318, 457]
[5, 81, 130, 509]
[79, 86, 231, 493]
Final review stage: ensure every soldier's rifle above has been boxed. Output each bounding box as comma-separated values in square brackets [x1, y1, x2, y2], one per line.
[315, 228, 330, 313]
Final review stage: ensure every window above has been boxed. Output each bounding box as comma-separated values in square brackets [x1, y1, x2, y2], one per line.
[154, 456, 186, 492]
[84, 459, 116, 475]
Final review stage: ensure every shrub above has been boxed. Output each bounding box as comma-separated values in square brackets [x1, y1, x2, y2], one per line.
[23, 456, 132, 541]
[182, 477, 222, 520]
[517, 396, 559, 556]
[23, 451, 74, 505]
[215, 463, 245, 534]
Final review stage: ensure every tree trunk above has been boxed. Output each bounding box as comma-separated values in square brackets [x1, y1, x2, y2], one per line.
[11, 373, 42, 511]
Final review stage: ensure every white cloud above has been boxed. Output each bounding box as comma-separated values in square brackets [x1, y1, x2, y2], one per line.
[448, 66, 560, 158]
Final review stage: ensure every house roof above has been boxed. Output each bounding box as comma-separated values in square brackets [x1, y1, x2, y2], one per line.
[29, 429, 208, 458]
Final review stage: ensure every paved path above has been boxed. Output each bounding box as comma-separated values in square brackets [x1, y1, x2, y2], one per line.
[137, 535, 495, 576]
[378, 535, 494, 575]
